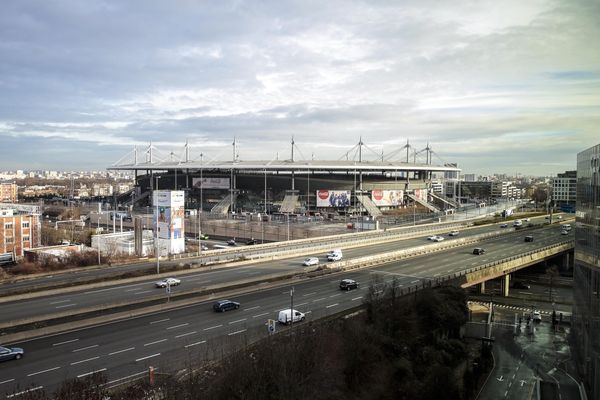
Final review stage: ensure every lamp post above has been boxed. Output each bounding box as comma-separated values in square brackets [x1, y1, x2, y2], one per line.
[287, 214, 290, 241]
[97, 217, 101, 265]
[289, 286, 295, 331]
[154, 176, 161, 275]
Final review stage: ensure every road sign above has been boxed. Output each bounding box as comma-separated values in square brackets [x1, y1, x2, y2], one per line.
[266, 319, 276, 335]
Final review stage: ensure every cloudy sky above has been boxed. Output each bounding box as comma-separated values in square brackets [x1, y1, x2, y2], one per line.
[1, 0, 599, 175]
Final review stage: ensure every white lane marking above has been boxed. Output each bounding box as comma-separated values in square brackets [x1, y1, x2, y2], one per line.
[27, 367, 60, 377]
[243, 306, 260, 311]
[252, 312, 269, 318]
[144, 339, 167, 346]
[134, 290, 152, 295]
[175, 331, 197, 338]
[303, 292, 317, 297]
[185, 276, 212, 282]
[410, 280, 419, 284]
[504, 390, 508, 397]
[184, 340, 206, 348]
[150, 318, 170, 324]
[84, 282, 151, 294]
[73, 344, 99, 352]
[352, 296, 363, 301]
[105, 370, 149, 386]
[71, 356, 100, 365]
[204, 324, 223, 331]
[6, 386, 43, 398]
[49, 299, 71, 304]
[326, 303, 339, 308]
[108, 347, 135, 356]
[228, 329, 247, 336]
[313, 297, 326, 302]
[329, 293, 341, 298]
[294, 302, 308, 307]
[135, 353, 160, 362]
[229, 318, 247, 324]
[77, 368, 107, 378]
[53, 338, 79, 346]
[167, 323, 189, 330]
[55, 303, 77, 309]
[0, 379, 15, 385]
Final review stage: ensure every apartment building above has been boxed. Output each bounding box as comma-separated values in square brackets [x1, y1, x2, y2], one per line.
[0, 182, 17, 203]
[552, 170, 577, 208]
[0, 209, 41, 258]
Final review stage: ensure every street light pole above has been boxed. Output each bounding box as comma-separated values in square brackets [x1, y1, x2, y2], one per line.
[287, 214, 290, 241]
[290, 287, 295, 331]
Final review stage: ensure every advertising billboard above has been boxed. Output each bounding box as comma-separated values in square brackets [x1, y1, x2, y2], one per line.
[316, 190, 351, 207]
[413, 188, 427, 202]
[371, 190, 404, 206]
[153, 190, 185, 254]
[192, 177, 230, 189]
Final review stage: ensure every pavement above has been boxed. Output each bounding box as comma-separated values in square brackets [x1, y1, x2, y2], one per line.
[477, 304, 581, 400]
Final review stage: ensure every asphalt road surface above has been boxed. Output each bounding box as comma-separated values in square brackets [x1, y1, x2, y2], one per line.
[0, 223, 570, 397]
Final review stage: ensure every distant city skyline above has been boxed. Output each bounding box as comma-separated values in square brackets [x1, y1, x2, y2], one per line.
[1, 0, 598, 175]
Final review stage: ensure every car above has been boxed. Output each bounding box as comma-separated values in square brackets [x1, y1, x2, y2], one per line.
[327, 251, 343, 261]
[339, 278, 359, 291]
[472, 248, 485, 255]
[199, 234, 209, 240]
[532, 311, 542, 322]
[246, 238, 257, 245]
[155, 277, 181, 288]
[227, 239, 236, 246]
[513, 281, 531, 289]
[525, 218, 531, 222]
[213, 300, 240, 312]
[561, 230, 569, 235]
[500, 223, 508, 228]
[201, 244, 209, 251]
[431, 236, 444, 242]
[278, 309, 306, 324]
[0, 346, 24, 362]
[448, 230, 459, 236]
[524, 235, 534, 242]
[513, 219, 523, 227]
[557, 215, 562, 219]
[303, 257, 319, 266]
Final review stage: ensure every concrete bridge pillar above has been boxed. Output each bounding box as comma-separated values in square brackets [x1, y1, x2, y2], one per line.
[479, 281, 486, 294]
[500, 274, 510, 297]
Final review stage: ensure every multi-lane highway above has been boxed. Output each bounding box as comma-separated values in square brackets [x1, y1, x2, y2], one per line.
[0, 221, 554, 324]
[0, 223, 570, 397]
[0, 220, 496, 296]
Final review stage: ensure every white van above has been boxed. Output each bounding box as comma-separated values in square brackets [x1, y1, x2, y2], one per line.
[561, 224, 572, 231]
[327, 249, 343, 261]
[513, 219, 523, 227]
[278, 309, 306, 325]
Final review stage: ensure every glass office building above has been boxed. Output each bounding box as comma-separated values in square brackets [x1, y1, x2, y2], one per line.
[573, 143, 600, 398]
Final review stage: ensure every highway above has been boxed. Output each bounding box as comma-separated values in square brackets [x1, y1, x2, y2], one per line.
[0, 221, 553, 324]
[0, 219, 505, 296]
[0, 223, 571, 397]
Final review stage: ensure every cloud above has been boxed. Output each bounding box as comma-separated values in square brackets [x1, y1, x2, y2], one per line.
[0, 0, 598, 175]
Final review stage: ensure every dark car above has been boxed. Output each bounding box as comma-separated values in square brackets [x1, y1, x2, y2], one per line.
[500, 223, 508, 228]
[0, 346, 24, 362]
[339, 279, 359, 291]
[213, 300, 240, 312]
[472, 248, 485, 255]
[246, 238, 257, 245]
[524, 235, 534, 242]
[513, 281, 531, 289]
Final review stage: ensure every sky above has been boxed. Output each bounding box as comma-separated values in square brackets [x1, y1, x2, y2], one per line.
[1, 0, 599, 176]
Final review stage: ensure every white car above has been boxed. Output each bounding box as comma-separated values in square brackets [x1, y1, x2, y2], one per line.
[532, 311, 542, 322]
[302, 257, 319, 266]
[278, 309, 306, 324]
[561, 230, 569, 235]
[431, 236, 444, 242]
[448, 230, 459, 236]
[155, 277, 181, 288]
[427, 235, 438, 241]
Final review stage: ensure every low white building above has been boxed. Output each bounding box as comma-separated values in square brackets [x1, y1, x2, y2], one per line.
[91, 230, 155, 257]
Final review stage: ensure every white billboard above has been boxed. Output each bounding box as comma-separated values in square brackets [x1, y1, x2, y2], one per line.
[192, 177, 230, 189]
[413, 188, 427, 202]
[153, 190, 185, 254]
[371, 190, 404, 206]
[316, 190, 351, 207]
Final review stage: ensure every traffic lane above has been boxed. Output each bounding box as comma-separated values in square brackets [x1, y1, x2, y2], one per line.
[0, 219, 515, 295]
[0, 224, 567, 322]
